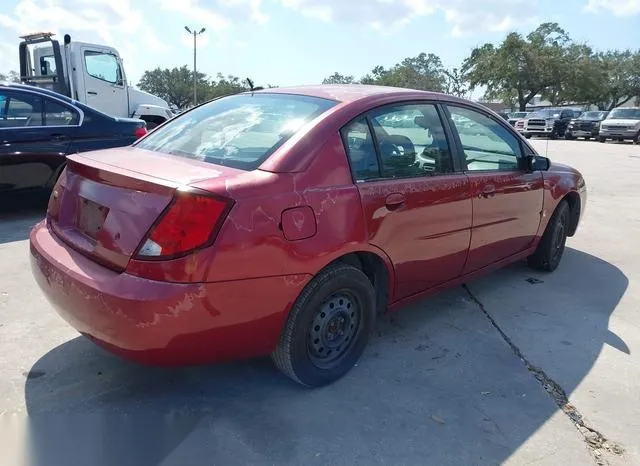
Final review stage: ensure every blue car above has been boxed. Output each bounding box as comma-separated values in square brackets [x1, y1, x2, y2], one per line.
[0, 83, 148, 193]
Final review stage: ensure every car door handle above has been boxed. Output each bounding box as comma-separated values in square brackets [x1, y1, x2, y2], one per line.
[87, 91, 98, 95]
[385, 193, 406, 210]
[480, 185, 496, 198]
[51, 133, 68, 141]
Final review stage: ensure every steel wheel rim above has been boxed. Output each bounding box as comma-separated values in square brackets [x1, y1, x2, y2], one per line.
[308, 291, 361, 369]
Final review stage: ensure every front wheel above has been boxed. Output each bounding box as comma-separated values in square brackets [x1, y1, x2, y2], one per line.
[524, 133, 531, 139]
[565, 133, 574, 140]
[598, 136, 606, 143]
[272, 264, 376, 387]
[527, 201, 570, 272]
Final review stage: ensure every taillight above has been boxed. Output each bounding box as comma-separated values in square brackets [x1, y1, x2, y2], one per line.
[135, 191, 232, 260]
[134, 126, 148, 139]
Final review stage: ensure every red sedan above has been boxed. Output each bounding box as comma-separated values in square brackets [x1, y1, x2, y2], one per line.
[30, 85, 586, 387]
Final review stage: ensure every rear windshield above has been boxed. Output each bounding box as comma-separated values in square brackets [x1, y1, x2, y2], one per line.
[134, 93, 337, 170]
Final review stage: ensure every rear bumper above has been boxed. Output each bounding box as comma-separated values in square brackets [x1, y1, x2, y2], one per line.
[29, 220, 311, 365]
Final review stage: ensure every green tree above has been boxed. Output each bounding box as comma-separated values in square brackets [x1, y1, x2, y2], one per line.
[323, 72, 355, 84]
[0, 71, 20, 83]
[361, 53, 447, 91]
[138, 66, 208, 109]
[444, 68, 469, 97]
[463, 22, 572, 111]
[138, 67, 254, 109]
[591, 50, 640, 110]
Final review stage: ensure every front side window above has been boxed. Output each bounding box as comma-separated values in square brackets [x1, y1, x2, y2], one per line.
[0, 93, 43, 127]
[369, 103, 453, 178]
[447, 106, 521, 172]
[84, 51, 121, 84]
[134, 93, 337, 170]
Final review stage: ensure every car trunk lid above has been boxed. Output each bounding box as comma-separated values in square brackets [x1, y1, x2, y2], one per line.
[49, 147, 242, 271]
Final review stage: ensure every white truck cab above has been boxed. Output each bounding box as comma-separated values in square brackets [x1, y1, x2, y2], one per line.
[19, 32, 172, 128]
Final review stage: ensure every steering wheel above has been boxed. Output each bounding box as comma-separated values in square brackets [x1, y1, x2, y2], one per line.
[379, 135, 416, 159]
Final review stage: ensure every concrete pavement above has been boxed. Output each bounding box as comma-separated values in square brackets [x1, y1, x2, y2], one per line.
[0, 139, 638, 466]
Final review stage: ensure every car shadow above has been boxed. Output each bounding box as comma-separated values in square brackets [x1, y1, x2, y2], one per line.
[0, 191, 48, 244]
[23, 247, 627, 466]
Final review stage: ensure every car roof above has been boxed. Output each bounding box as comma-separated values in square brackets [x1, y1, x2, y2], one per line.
[250, 84, 447, 103]
[0, 82, 81, 104]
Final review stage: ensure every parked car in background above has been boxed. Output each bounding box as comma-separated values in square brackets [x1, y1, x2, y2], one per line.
[522, 108, 582, 139]
[565, 111, 609, 140]
[30, 85, 586, 387]
[598, 107, 640, 143]
[507, 111, 529, 126]
[0, 83, 147, 193]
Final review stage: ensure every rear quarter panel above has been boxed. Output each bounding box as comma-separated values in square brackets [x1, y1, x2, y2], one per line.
[136, 132, 392, 286]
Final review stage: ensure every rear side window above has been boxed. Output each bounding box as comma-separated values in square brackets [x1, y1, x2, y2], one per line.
[134, 93, 337, 170]
[44, 99, 79, 126]
[342, 118, 380, 181]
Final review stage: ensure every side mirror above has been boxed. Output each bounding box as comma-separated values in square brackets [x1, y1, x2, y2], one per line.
[527, 154, 550, 172]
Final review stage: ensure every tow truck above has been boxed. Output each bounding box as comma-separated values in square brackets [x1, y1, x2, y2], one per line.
[18, 32, 173, 128]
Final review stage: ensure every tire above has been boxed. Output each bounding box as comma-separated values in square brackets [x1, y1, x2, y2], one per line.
[271, 264, 376, 387]
[524, 133, 531, 139]
[527, 200, 570, 272]
[584, 137, 590, 141]
[565, 134, 574, 140]
[598, 136, 606, 143]
[145, 121, 159, 130]
[634, 131, 640, 145]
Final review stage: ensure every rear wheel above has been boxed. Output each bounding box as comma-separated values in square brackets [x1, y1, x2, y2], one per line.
[272, 264, 376, 387]
[565, 133, 574, 140]
[584, 136, 590, 141]
[598, 136, 606, 143]
[524, 133, 531, 139]
[634, 131, 640, 145]
[527, 201, 570, 272]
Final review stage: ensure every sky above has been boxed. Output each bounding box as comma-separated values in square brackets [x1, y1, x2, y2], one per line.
[0, 0, 638, 89]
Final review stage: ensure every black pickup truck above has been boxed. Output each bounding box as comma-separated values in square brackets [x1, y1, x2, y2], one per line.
[565, 111, 609, 140]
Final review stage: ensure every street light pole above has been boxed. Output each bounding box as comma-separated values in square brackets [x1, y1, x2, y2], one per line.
[184, 26, 206, 106]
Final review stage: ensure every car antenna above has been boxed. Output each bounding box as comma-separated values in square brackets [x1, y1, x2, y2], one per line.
[246, 78, 263, 95]
[545, 134, 550, 158]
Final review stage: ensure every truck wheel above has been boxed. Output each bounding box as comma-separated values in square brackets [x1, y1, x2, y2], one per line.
[565, 133, 574, 140]
[272, 264, 376, 387]
[524, 133, 531, 139]
[527, 201, 570, 272]
[598, 137, 606, 143]
[145, 121, 159, 130]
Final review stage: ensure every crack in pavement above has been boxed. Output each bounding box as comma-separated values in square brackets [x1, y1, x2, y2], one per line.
[462, 284, 625, 466]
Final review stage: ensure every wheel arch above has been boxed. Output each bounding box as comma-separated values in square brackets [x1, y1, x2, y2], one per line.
[563, 191, 581, 236]
[317, 249, 395, 316]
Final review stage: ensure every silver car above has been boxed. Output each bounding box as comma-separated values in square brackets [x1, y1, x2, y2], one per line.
[598, 107, 640, 143]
